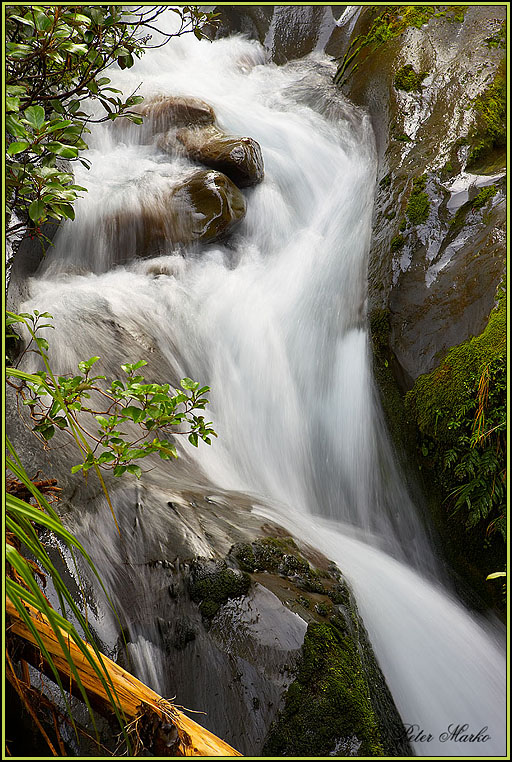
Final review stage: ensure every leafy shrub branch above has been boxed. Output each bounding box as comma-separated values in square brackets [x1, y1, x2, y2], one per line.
[6, 5, 217, 241]
[7, 310, 217, 483]
[6, 309, 217, 750]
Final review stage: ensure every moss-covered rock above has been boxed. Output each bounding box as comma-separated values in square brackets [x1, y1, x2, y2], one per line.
[405, 175, 430, 226]
[263, 622, 384, 756]
[394, 63, 427, 92]
[405, 292, 506, 440]
[188, 558, 251, 621]
[232, 536, 311, 578]
[405, 292, 506, 609]
[228, 536, 411, 755]
[262, 609, 412, 758]
[466, 59, 506, 173]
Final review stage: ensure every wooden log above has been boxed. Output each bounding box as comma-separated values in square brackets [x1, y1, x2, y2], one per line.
[6, 597, 242, 757]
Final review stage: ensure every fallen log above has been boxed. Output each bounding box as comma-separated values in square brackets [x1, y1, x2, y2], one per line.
[6, 597, 242, 756]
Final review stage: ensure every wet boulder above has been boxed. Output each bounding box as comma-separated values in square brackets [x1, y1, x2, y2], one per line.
[138, 95, 216, 130]
[113, 521, 412, 757]
[176, 125, 264, 188]
[173, 169, 247, 240]
[107, 169, 246, 261]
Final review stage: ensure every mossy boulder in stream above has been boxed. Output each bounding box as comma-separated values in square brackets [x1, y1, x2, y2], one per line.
[263, 622, 385, 756]
[189, 558, 251, 621]
[226, 536, 411, 755]
[108, 488, 411, 758]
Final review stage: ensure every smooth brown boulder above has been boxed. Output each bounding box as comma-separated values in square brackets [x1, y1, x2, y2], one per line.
[176, 125, 264, 188]
[107, 170, 246, 260]
[171, 169, 247, 241]
[138, 95, 216, 130]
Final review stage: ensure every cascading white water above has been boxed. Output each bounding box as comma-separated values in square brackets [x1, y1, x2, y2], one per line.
[19, 20, 505, 757]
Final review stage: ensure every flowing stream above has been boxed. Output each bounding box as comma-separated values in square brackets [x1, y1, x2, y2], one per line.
[17, 23, 505, 757]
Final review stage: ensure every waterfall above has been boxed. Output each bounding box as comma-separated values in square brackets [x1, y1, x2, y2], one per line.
[17, 22, 505, 757]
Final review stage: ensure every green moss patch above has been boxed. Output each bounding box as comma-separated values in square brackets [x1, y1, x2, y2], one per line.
[406, 174, 430, 225]
[263, 622, 385, 757]
[405, 292, 506, 544]
[188, 558, 251, 621]
[231, 536, 328, 592]
[406, 295, 506, 437]
[390, 234, 405, 251]
[471, 185, 497, 209]
[394, 64, 427, 92]
[467, 60, 506, 172]
[485, 22, 506, 50]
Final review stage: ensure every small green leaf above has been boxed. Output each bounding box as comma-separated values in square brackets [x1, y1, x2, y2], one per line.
[28, 199, 45, 222]
[24, 105, 46, 130]
[6, 115, 27, 137]
[9, 14, 35, 27]
[188, 432, 199, 447]
[6, 96, 21, 112]
[46, 142, 79, 159]
[78, 357, 99, 373]
[46, 120, 73, 134]
[32, 9, 53, 31]
[122, 406, 144, 423]
[7, 141, 30, 155]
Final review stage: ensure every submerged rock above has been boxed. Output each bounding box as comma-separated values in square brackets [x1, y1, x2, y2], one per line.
[138, 95, 216, 130]
[107, 169, 246, 260]
[176, 125, 264, 188]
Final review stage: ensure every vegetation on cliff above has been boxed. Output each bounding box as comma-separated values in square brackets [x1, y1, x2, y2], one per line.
[405, 290, 506, 547]
[393, 63, 427, 92]
[467, 58, 506, 172]
[335, 5, 467, 86]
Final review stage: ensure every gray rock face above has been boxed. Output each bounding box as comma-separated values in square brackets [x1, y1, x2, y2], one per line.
[71, 483, 410, 757]
[208, 4, 344, 65]
[339, 5, 506, 387]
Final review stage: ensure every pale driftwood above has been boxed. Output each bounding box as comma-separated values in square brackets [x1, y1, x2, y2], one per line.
[6, 596, 242, 756]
